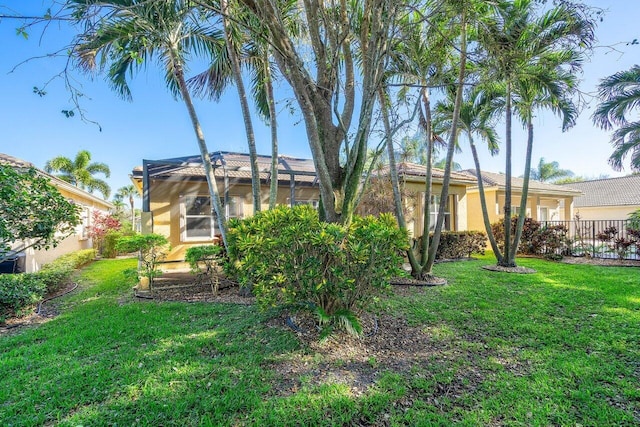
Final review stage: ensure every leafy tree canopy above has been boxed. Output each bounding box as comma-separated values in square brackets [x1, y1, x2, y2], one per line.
[0, 164, 80, 262]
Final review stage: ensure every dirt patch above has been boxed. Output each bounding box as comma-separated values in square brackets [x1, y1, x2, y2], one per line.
[560, 256, 640, 267]
[482, 265, 536, 274]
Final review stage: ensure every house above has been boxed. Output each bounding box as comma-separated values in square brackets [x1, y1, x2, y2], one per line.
[560, 175, 640, 220]
[130, 152, 320, 263]
[380, 162, 478, 238]
[462, 170, 582, 231]
[132, 153, 482, 263]
[0, 153, 114, 273]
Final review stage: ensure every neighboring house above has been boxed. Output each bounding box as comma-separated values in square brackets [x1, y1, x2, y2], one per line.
[462, 170, 582, 231]
[0, 153, 114, 273]
[560, 175, 640, 220]
[130, 152, 320, 263]
[388, 162, 478, 238]
[132, 153, 479, 263]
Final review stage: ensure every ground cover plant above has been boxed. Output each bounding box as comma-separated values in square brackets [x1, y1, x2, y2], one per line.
[0, 255, 638, 426]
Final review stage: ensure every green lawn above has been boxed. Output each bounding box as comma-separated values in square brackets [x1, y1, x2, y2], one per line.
[0, 255, 638, 426]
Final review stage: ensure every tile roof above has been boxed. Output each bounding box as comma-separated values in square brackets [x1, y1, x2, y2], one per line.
[560, 175, 640, 207]
[461, 169, 582, 196]
[394, 162, 478, 184]
[0, 153, 35, 169]
[134, 151, 318, 185]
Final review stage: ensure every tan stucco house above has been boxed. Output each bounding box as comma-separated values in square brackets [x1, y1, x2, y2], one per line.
[388, 162, 477, 238]
[560, 176, 640, 221]
[131, 152, 320, 262]
[132, 153, 481, 262]
[1, 153, 114, 273]
[462, 170, 582, 231]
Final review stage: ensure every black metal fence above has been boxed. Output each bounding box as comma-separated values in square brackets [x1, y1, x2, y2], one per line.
[541, 219, 640, 260]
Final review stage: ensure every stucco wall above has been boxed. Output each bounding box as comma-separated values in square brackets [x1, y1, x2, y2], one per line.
[148, 179, 321, 262]
[575, 205, 639, 221]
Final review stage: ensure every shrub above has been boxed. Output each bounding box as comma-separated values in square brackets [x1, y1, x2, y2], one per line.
[491, 216, 541, 255]
[227, 205, 407, 336]
[415, 231, 487, 259]
[116, 234, 169, 289]
[0, 273, 46, 319]
[38, 249, 97, 293]
[491, 217, 571, 258]
[87, 210, 122, 256]
[185, 245, 225, 293]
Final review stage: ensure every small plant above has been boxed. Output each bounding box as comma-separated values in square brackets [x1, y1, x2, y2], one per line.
[185, 245, 224, 293]
[115, 234, 169, 289]
[87, 210, 122, 256]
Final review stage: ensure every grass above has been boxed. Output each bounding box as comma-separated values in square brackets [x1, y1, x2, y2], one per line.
[0, 254, 638, 426]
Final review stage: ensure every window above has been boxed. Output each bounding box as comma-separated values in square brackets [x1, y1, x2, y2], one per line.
[429, 195, 450, 231]
[182, 196, 214, 241]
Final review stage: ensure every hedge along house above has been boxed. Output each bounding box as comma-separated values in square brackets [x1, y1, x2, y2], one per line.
[462, 170, 582, 230]
[0, 153, 114, 273]
[130, 152, 320, 264]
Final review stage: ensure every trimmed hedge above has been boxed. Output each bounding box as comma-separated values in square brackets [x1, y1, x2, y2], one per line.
[414, 231, 487, 260]
[0, 249, 96, 319]
[0, 273, 46, 319]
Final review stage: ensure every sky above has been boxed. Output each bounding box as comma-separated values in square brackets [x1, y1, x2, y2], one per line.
[1, 1, 639, 207]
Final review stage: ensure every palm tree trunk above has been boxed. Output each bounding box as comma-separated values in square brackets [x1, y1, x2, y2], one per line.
[173, 54, 228, 250]
[469, 136, 503, 263]
[420, 88, 434, 267]
[509, 118, 534, 261]
[265, 59, 279, 210]
[379, 88, 421, 274]
[129, 195, 135, 231]
[222, 0, 262, 214]
[502, 81, 514, 267]
[424, 10, 467, 274]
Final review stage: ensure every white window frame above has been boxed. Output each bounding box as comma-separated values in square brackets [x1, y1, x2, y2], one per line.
[429, 195, 451, 231]
[181, 195, 215, 242]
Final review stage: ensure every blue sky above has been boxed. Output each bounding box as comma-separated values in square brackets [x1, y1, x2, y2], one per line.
[1, 1, 638, 204]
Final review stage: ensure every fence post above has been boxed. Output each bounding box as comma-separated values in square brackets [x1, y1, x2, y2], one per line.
[592, 221, 596, 258]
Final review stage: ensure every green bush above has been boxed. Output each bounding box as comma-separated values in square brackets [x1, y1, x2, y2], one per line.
[0, 273, 46, 319]
[38, 249, 97, 293]
[434, 231, 487, 259]
[491, 217, 571, 257]
[415, 231, 487, 259]
[227, 205, 407, 336]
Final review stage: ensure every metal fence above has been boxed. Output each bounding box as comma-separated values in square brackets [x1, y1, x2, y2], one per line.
[541, 219, 640, 260]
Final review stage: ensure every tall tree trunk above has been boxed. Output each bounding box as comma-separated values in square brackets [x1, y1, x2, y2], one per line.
[469, 135, 503, 263]
[509, 117, 534, 261]
[173, 54, 228, 251]
[130, 195, 135, 231]
[379, 88, 421, 273]
[420, 88, 434, 267]
[265, 60, 279, 210]
[424, 10, 467, 274]
[502, 80, 514, 267]
[222, 0, 262, 214]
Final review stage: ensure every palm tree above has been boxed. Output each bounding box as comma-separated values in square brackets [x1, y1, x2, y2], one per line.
[116, 185, 138, 229]
[530, 157, 574, 182]
[70, 0, 230, 249]
[477, 0, 593, 266]
[592, 65, 640, 172]
[433, 88, 501, 258]
[45, 149, 111, 198]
